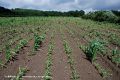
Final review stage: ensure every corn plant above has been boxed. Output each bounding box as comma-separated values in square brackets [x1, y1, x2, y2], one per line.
[63, 40, 72, 55]
[5, 39, 28, 61]
[5, 45, 12, 62]
[0, 60, 6, 67]
[44, 41, 54, 80]
[19, 39, 28, 47]
[11, 67, 28, 80]
[63, 40, 79, 80]
[112, 47, 120, 66]
[94, 63, 111, 78]
[13, 39, 28, 54]
[109, 34, 120, 47]
[85, 39, 104, 62]
[34, 33, 46, 51]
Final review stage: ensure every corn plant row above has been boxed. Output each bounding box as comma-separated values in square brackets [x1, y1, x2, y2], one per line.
[44, 33, 54, 80]
[110, 47, 120, 66]
[5, 39, 28, 62]
[63, 39, 79, 80]
[65, 27, 111, 78]
[10, 67, 28, 80]
[94, 62, 112, 78]
[0, 32, 33, 67]
[67, 24, 120, 67]
[0, 60, 6, 68]
[0, 34, 21, 51]
[60, 26, 79, 79]
[78, 39, 112, 78]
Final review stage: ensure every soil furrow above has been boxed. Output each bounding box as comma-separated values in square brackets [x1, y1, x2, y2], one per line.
[63, 30, 103, 80]
[0, 39, 34, 80]
[22, 32, 51, 80]
[52, 33, 71, 80]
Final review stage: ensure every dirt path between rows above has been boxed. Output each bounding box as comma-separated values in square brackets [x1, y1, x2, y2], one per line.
[0, 31, 50, 80]
[52, 32, 71, 80]
[66, 25, 120, 80]
[22, 32, 51, 80]
[0, 39, 34, 80]
[64, 29, 103, 80]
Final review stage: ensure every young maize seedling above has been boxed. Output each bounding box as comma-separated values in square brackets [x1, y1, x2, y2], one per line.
[19, 39, 28, 47]
[63, 40, 72, 54]
[44, 36, 54, 80]
[13, 39, 28, 54]
[11, 67, 28, 80]
[5, 45, 12, 62]
[63, 40, 79, 80]
[34, 33, 46, 51]
[0, 60, 6, 67]
[94, 63, 112, 78]
[112, 47, 120, 66]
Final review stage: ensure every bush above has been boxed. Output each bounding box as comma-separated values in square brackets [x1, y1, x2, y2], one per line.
[82, 11, 120, 24]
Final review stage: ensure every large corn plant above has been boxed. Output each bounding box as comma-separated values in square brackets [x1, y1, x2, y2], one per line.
[85, 39, 104, 62]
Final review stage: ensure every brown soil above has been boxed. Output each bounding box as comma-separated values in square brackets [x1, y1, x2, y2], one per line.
[0, 39, 34, 80]
[0, 31, 49, 80]
[0, 32, 33, 65]
[96, 55, 120, 80]
[22, 32, 51, 80]
[65, 25, 120, 80]
[52, 32, 71, 80]
[64, 30, 103, 80]
[0, 24, 120, 80]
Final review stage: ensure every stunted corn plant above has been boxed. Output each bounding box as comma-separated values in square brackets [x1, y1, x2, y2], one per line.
[34, 33, 46, 51]
[13, 39, 28, 54]
[5, 45, 12, 62]
[63, 40, 79, 80]
[0, 60, 6, 67]
[11, 67, 28, 80]
[5, 39, 28, 62]
[44, 36, 54, 80]
[112, 47, 120, 66]
[94, 63, 111, 78]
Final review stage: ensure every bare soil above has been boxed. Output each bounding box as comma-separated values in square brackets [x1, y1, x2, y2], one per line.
[64, 29, 103, 80]
[52, 32, 71, 80]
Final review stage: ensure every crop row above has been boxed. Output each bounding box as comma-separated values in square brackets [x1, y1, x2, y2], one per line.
[44, 32, 54, 80]
[65, 26, 111, 78]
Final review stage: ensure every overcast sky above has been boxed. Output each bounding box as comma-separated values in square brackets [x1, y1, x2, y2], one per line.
[0, 0, 120, 12]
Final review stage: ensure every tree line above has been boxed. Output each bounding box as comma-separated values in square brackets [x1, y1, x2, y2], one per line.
[0, 6, 120, 24]
[0, 6, 85, 17]
[82, 11, 120, 24]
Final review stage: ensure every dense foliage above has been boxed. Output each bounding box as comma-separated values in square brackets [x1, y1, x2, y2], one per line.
[82, 11, 120, 24]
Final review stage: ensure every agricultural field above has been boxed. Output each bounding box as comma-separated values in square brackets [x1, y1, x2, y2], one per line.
[0, 17, 120, 80]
